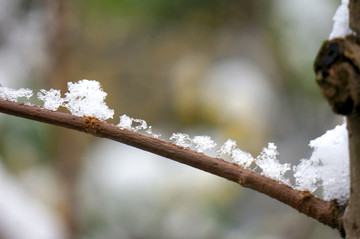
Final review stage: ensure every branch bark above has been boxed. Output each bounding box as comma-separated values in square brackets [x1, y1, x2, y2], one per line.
[0, 99, 344, 234]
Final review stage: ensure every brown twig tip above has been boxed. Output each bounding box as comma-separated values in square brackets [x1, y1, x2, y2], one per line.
[314, 36, 360, 115]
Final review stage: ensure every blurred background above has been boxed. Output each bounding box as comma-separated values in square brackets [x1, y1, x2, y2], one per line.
[0, 0, 344, 238]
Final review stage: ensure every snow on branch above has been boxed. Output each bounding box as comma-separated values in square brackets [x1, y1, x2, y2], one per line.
[0, 81, 350, 204]
[0, 97, 345, 233]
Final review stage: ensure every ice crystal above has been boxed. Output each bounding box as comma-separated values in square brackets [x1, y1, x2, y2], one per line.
[217, 139, 237, 156]
[293, 121, 349, 204]
[37, 89, 64, 111]
[255, 143, 290, 185]
[118, 114, 133, 129]
[170, 133, 192, 148]
[64, 80, 114, 121]
[117, 114, 161, 138]
[231, 148, 254, 168]
[0, 85, 33, 102]
[192, 136, 217, 153]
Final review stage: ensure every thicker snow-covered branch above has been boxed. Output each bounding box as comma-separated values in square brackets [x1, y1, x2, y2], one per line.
[0, 99, 344, 233]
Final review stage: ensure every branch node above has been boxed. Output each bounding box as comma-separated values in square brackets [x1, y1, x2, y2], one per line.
[83, 116, 100, 133]
[300, 190, 312, 201]
[314, 37, 360, 115]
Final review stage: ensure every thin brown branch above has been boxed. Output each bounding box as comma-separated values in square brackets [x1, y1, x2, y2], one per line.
[0, 99, 344, 233]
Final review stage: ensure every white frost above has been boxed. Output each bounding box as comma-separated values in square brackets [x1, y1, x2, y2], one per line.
[118, 114, 133, 129]
[217, 139, 237, 156]
[329, 0, 353, 39]
[255, 143, 290, 185]
[64, 79, 114, 121]
[0, 85, 33, 102]
[170, 133, 192, 148]
[192, 136, 217, 153]
[231, 148, 254, 168]
[293, 121, 349, 204]
[117, 114, 161, 138]
[37, 89, 64, 111]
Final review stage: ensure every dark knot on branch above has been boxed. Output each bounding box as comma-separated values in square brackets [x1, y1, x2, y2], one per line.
[314, 36, 360, 115]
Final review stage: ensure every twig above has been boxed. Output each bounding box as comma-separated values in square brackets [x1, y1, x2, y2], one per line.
[0, 99, 344, 233]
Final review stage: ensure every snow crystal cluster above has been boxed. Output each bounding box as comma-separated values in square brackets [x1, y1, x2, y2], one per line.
[37, 89, 64, 111]
[0, 80, 161, 138]
[217, 140, 290, 184]
[329, 0, 353, 39]
[118, 114, 160, 138]
[0, 85, 33, 102]
[294, 121, 349, 204]
[255, 143, 290, 185]
[0, 80, 114, 121]
[170, 123, 350, 204]
[0, 79, 351, 204]
[169, 133, 216, 153]
[63, 80, 114, 120]
[39, 80, 114, 121]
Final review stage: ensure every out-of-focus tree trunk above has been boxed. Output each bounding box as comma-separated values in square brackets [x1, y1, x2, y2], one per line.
[45, 1, 84, 237]
[343, 1, 360, 238]
[344, 113, 360, 238]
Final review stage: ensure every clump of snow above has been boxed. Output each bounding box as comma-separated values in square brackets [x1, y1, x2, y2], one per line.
[0, 85, 33, 102]
[255, 143, 291, 185]
[117, 114, 161, 138]
[217, 140, 254, 167]
[217, 139, 237, 156]
[170, 133, 192, 148]
[192, 136, 217, 153]
[64, 80, 114, 121]
[231, 148, 254, 168]
[293, 158, 319, 193]
[293, 121, 349, 204]
[329, 0, 353, 39]
[132, 118, 148, 131]
[118, 114, 133, 129]
[37, 89, 64, 111]
[170, 134, 217, 153]
[0, 80, 351, 204]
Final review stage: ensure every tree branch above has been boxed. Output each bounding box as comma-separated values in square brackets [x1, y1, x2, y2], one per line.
[314, 28, 360, 239]
[0, 99, 344, 234]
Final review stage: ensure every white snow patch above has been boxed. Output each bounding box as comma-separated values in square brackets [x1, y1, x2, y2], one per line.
[0, 85, 33, 102]
[231, 148, 254, 168]
[217, 139, 237, 156]
[293, 121, 349, 204]
[64, 79, 114, 121]
[192, 136, 217, 153]
[255, 143, 291, 185]
[37, 89, 64, 111]
[170, 133, 192, 148]
[117, 114, 161, 138]
[329, 0, 353, 39]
